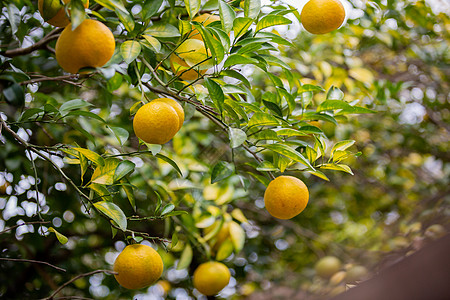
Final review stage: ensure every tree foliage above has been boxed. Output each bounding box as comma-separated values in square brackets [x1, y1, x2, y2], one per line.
[0, 0, 448, 299]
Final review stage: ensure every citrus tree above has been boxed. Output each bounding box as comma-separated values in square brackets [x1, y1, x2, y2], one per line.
[0, 0, 448, 299]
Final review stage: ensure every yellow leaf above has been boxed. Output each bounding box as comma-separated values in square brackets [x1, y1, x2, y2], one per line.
[349, 67, 374, 84]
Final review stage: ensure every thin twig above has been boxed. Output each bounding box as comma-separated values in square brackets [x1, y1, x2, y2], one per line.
[42, 270, 117, 300]
[19, 75, 82, 86]
[28, 149, 44, 223]
[0, 257, 66, 272]
[0, 221, 51, 235]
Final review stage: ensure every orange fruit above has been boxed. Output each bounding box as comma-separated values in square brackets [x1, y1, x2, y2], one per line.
[169, 39, 210, 81]
[315, 256, 342, 279]
[55, 19, 115, 73]
[301, 0, 345, 34]
[193, 261, 230, 296]
[189, 14, 221, 41]
[151, 98, 185, 131]
[133, 100, 181, 144]
[113, 244, 164, 290]
[38, 0, 89, 28]
[264, 176, 309, 219]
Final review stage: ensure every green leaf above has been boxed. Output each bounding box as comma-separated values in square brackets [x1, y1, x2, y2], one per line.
[48, 227, 68, 245]
[156, 154, 183, 176]
[255, 15, 291, 32]
[244, 0, 261, 19]
[259, 54, 290, 69]
[216, 239, 234, 261]
[113, 160, 135, 182]
[256, 31, 293, 46]
[233, 17, 253, 39]
[107, 72, 123, 91]
[70, 0, 86, 31]
[229, 221, 245, 252]
[222, 85, 248, 95]
[145, 23, 180, 37]
[218, 0, 235, 34]
[120, 178, 136, 211]
[301, 112, 338, 125]
[161, 203, 175, 216]
[229, 128, 247, 148]
[225, 99, 249, 121]
[73, 148, 104, 166]
[154, 191, 162, 214]
[298, 125, 323, 134]
[246, 171, 270, 187]
[221, 70, 251, 88]
[193, 25, 224, 64]
[59, 99, 92, 116]
[91, 158, 120, 185]
[108, 126, 129, 145]
[263, 100, 283, 117]
[177, 244, 193, 270]
[171, 231, 179, 248]
[276, 129, 308, 137]
[41, 0, 63, 21]
[204, 78, 225, 113]
[19, 108, 43, 121]
[247, 112, 280, 128]
[195, 214, 215, 228]
[66, 111, 106, 123]
[298, 84, 325, 93]
[339, 106, 375, 114]
[319, 163, 354, 175]
[184, 0, 201, 19]
[79, 153, 88, 183]
[261, 143, 314, 169]
[142, 0, 163, 20]
[142, 35, 161, 52]
[317, 100, 354, 112]
[256, 161, 277, 171]
[69, 123, 96, 145]
[307, 170, 330, 181]
[120, 41, 141, 64]
[115, 8, 135, 33]
[327, 86, 344, 100]
[211, 161, 233, 184]
[164, 211, 189, 217]
[93, 0, 127, 14]
[94, 201, 127, 231]
[223, 54, 258, 68]
[89, 183, 112, 201]
[331, 140, 355, 154]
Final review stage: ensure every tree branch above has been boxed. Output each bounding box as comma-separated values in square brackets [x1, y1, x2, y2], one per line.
[42, 270, 117, 300]
[2, 28, 63, 58]
[0, 257, 66, 272]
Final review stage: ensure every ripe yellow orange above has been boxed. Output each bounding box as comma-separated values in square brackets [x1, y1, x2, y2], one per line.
[38, 0, 89, 28]
[55, 19, 115, 73]
[133, 100, 181, 144]
[301, 0, 345, 34]
[193, 261, 230, 296]
[169, 39, 210, 81]
[264, 176, 309, 219]
[189, 14, 221, 41]
[113, 244, 164, 290]
[151, 98, 184, 131]
[156, 280, 171, 295]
